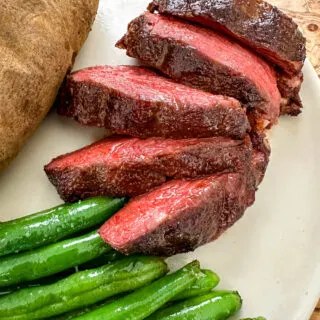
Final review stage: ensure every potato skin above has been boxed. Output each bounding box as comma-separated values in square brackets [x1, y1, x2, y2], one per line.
[0, 0, 99, 171]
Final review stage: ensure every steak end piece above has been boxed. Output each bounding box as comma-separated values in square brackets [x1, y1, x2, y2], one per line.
[148, 0, 306, 75]
[117, 13, 281, 128]
[99, 172, 256, 256]
[250, 131, 271, 186]
[44, 135, 253, 202]
[277, 71, 303, 116]
[59, 65, 249, 139]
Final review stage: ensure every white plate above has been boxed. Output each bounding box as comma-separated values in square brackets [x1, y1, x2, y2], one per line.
[1, 1, 319, 319]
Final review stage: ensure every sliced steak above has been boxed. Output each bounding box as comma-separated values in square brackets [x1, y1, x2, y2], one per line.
[99, 171, 256, 256]
[148, 0, 306, 75]
[117, 13, 281, 128]
[58, 65, 249, 139]
[44, 135, 253, 202]
[148, 0, 305, 117]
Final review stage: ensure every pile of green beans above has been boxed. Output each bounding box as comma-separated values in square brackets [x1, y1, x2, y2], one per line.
[0, 197, 266, 319]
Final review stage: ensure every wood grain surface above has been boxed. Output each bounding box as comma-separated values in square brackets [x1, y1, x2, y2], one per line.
[270, 0, 320, 77]
[310, 301, 320, 320]
[269, 1, 320, 319]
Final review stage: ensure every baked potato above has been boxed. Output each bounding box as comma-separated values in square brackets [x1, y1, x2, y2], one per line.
[0, 0, 99, 171]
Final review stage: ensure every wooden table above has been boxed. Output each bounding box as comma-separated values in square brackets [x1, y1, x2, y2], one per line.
[269, 1, 320, 318]
[311, 302, 320, 320]
[270, 0, 320, 77]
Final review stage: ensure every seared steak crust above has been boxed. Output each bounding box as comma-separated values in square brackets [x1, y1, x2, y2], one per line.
[148, 0, 306, 117]
[117, 13, 280, 127]
[148, 0, 306, 75]
[277, 71, 303, 116]
[99, 172, 256, 256]
[250, 130, 270, 186]
[45, 135, 253, 202]
[59, 65, 249, 139]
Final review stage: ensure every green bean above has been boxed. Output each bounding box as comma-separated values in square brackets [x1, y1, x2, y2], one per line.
[0, 256, 167, 320]
[74, 260, 201, 320]
[0, 271, 72, 297]
[0, 249, 123, 296]
[0, 230, 111, 287]
[0, 197, 126, 256]
[147, 290, 242, 319]
[172, 269, 220, 301]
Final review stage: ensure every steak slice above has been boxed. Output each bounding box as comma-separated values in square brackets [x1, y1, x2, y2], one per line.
[148, 0, 306, 75]
[58, 65, 249, 139]
[99, 171, 256, 256]
[117, 13, 281, 128]
[148, 0, 305, 117]
[44, 135, 253, 202]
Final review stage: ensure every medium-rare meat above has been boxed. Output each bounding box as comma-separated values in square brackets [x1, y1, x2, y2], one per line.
[58, 65, 249, 139]
[44, 135, 252, 202]
[117, 13, 281, 128]
[148, 0, 306, 75]
[99, 171, 256, 256]
[148, 0, 306, 117]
